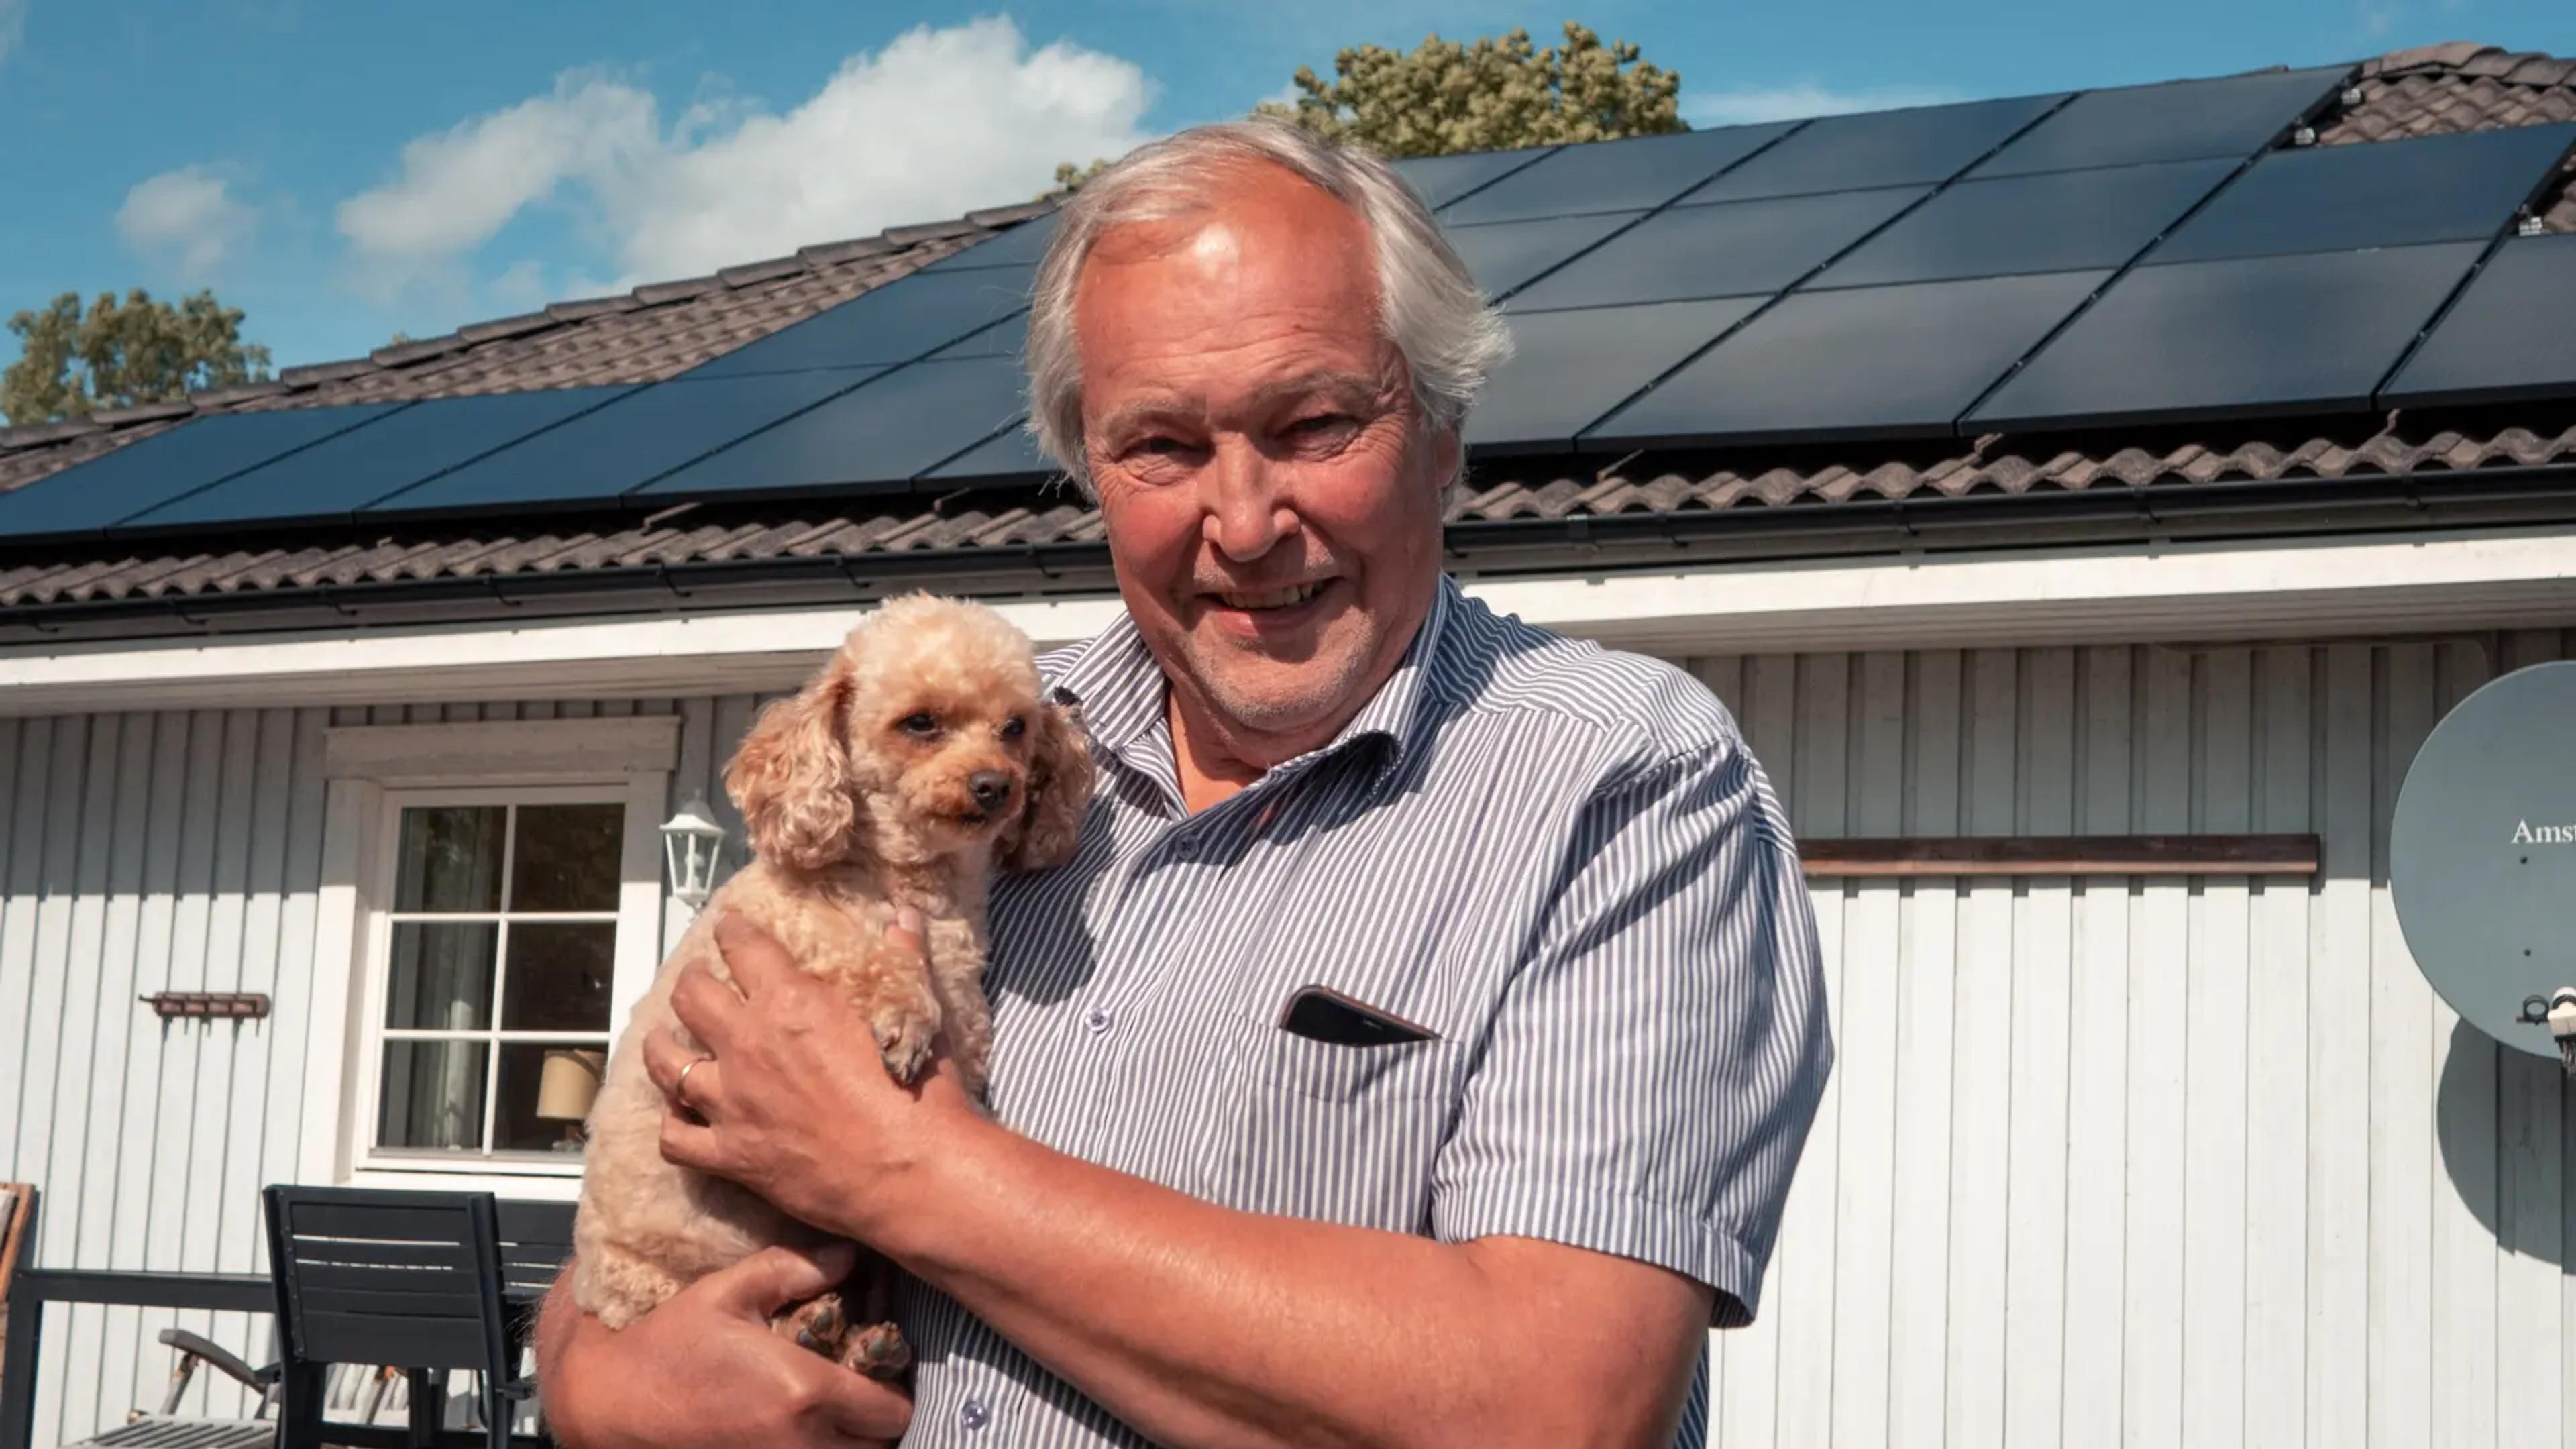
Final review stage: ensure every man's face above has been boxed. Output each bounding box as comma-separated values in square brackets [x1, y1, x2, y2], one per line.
[1073, 163, 1456, 757]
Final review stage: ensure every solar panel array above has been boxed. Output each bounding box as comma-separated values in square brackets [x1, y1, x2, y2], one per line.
[3, 60, 2571, 546]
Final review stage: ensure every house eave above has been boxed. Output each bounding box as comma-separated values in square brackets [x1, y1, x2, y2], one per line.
[6, 461, 2576, 650]
[4, 512, 2574, 717]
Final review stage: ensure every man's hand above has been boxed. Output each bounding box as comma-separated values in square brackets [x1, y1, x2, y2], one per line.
[643, 911, 985, 1240]
[535, 1244, 910, 1449]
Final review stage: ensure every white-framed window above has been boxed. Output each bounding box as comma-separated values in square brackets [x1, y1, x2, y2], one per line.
[305, 716, 682, 1193]
[356, 788, 647, 1174]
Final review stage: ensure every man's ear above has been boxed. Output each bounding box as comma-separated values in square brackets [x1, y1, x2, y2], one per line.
[723, 661, 861, 872]
[1000, 698, 1095, 872]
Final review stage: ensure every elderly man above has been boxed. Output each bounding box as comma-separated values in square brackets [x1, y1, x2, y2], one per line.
[535, 118, 1831, 1449]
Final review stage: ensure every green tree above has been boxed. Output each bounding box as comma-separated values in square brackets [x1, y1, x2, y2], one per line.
[3, 288, 274, 427]
[1256, 23, 1684, 158]
[1039, 158, 1113, 201]
[1051, 22, 1684, 189]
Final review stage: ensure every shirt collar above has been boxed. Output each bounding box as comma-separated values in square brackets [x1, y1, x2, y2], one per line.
[1047, 575, 1462, 790]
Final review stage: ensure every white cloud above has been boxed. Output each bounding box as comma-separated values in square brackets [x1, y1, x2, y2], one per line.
[116, 164, 258, 281]
[334, 73, 658, 303]
[335, 17, 1156, 303]
[0, 1, 23, 67]
[488, 258, 551, 312]
[1683, 82, 1964, 127]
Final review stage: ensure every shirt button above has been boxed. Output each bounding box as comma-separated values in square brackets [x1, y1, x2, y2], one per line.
[961, 1398, 991, 1431]
[1083, 1006, 1114, 1034]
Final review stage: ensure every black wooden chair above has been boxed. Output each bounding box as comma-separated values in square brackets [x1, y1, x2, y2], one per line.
[488, 1201, 575, 1443]
[260, 1186, 526, 1449]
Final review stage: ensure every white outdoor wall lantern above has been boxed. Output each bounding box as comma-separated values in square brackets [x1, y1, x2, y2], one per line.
[659, 794, 727, 909]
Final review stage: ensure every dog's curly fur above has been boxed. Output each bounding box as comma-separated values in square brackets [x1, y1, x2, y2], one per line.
[570, 594, 1093, 1373]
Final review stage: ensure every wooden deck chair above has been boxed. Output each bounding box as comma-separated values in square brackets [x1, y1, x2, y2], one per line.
[0, 1186, 29, 1419]
[64, 1327, 282, 1449]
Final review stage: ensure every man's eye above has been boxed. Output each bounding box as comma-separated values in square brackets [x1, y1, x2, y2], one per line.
[1289, 413, 1350, 435]
[899, 712, 938, 735]
[1001, 716, 1027, 739]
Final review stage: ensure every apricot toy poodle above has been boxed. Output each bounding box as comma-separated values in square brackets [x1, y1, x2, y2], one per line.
[570, 593, 1094, 1377]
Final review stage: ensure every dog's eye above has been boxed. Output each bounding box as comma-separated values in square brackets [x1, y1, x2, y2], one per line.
[1001, 716, 1026, 740]
[898, 712, 938, 736]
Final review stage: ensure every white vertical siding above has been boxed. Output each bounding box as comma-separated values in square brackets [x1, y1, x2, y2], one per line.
[1684, 630, 2576, 1448]
[0, 698, 686, 1447]
[6, 633, 2576, 1447]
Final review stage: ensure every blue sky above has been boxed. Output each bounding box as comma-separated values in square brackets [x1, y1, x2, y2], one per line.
[1, 1, 2568, 372]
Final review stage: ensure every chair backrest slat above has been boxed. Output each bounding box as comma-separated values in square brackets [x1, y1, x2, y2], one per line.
[493, 1199, 576, 1301]
[262, 1187, 508, 1379]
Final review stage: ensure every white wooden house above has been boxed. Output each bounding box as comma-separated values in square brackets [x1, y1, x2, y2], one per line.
[5, 39, 2576, 1449]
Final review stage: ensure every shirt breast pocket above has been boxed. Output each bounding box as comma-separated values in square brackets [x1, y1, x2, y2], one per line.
[1193, 1010, 1460, 1230]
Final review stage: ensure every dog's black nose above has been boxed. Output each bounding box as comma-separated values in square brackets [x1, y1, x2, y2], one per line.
[969, 771, 1014, 810]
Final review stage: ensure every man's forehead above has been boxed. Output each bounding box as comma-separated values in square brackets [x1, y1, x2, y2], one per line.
[1095, 367, 1388, 422]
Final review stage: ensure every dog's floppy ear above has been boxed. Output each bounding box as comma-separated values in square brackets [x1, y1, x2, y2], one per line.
[724, 658, 862, 872]
[1000, 697, 1095, 872]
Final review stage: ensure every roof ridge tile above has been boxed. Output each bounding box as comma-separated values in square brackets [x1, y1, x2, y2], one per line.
[277, 358, 379, 388]
[716, 256, 810, 288]
[0, 417, 107, 449]
[370, 334, 472, 368]
[87, 400, 196, 427]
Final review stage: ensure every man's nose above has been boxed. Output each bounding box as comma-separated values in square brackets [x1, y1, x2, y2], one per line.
[1201, 442, 1299, 562]
[969, 771, 1015, 810]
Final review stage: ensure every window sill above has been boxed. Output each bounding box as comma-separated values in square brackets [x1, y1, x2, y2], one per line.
[345, 1159, 586, 1201]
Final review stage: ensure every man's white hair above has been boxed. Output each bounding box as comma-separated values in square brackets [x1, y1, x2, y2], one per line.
[1023, 117, 1511, 490]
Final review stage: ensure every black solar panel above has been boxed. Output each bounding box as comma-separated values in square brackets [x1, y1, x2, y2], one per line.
[1585, 268, 2108, 447]
[123, 386, 638, 531]
[366, 367, 883, 516]
[1392, 146, 1558, 210]
[918, 215, 1060, 273]
[636, 357, 1028, 500]
[1968, 241, 2484, 432]
[927, 309, 1030, 360]
[1813, 158, 2235, 288]
[1506, 187, 1929, 312]
[1467, 298, 1764, 452]
[2381, 233, 2576, 408]
[685, 265, 1034, 378]
[2147, 123, 2576, 266]
[1444, 211, 1647, 302]
[0, 402, 404, 539]
[1437, 123, 1798, 225]
[1682, 93, 2065, 203]
[1969, 64, 2351, 178]
[922, 418, 1057, 482]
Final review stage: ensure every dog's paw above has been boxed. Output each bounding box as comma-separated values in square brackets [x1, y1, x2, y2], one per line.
[870, 1001, 940, 1085]
[841, 1321, 913, 1380]
[771, 1291, 847, 1358]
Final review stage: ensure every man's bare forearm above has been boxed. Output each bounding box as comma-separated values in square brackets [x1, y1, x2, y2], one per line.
[862, 1116, 1707, 1449]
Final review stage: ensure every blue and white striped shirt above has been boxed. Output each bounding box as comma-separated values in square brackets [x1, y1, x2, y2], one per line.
[897, 576, 1833, 1447]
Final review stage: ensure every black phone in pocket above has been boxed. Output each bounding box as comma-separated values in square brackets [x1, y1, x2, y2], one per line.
[1276, 984, 1438, 1047]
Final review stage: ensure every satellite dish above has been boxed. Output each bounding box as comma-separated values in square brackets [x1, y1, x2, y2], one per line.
[2392, 660, 2576, 1066]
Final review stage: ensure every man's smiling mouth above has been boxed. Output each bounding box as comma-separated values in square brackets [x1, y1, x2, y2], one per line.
[1214, 580, 1328, 611]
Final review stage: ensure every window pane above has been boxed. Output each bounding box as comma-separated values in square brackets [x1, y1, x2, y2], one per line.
[394, 806, 506, 912]
[502, 922, 615, 1032]
[494, 1043, 607, 1154]
[511, 804, 624, 912]
[384, 922, 498, 1030]
[377, 1040, 490, 1152]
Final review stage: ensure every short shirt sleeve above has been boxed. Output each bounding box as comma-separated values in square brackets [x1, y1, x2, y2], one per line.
[1428, 735, 1832, 1326]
